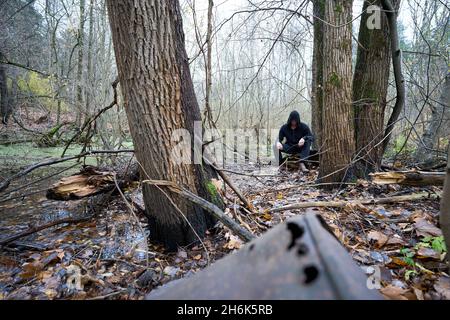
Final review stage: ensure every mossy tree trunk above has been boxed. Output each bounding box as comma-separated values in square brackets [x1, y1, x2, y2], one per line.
[107, 0, 219, 251]
[318, 0, 355, 185]
[353, 0, 392, 178]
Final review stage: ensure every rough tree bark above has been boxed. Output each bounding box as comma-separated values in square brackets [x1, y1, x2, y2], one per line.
[311, 0, 324, 149]
[353, 0, 393, 177]
[318, 0, 355, 185]
[441, 152, 450, 269]
[107, 0, 220, 250]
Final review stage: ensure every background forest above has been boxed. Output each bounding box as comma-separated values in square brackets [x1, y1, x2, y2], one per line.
[1, 0, 448, 163]
[0, 0, 449, 301]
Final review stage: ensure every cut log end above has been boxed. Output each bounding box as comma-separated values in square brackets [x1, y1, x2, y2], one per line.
[371, 171, 445, 186]
[47, 164, 139, 201]
[47, 167, 115, 200]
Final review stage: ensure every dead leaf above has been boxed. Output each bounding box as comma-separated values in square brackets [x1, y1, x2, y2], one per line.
[388, 256, 410, 267]
[223, 235, 242, 250]
[416, 247, 440, 260]
[211, 179, 224, 192]
[380, 285, 410, 300]
[367, 231, 405, 248]
[413, 218, 442, 237]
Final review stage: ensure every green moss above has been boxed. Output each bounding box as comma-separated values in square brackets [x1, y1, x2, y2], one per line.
[335, 4, 343, 14]
[204, 180, 221, 206]
[328, 72, 342, 88]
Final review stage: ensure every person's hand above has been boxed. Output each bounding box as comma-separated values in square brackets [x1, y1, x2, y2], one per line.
[276, 142, 283, 150]
[298, 138, 305, 147]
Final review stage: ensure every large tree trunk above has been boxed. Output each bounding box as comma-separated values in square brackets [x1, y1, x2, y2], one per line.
[318, 0, 355, 185]
[353, 0, 392, 178]
[107, 0, 219, 250]
[311, 0, 325, 150]
[441, 151, 450, 269]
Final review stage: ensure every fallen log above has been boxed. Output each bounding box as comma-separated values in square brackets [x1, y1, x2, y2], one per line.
[146, 211, 381, 300]
[371, 170, 445, 186]
[0, 149, 134, 193]
[47, 162, 139, 201]
[270, 192, 441, 213]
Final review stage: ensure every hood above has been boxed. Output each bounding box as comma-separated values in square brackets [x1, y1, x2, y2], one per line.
[287, 111, 301, 126]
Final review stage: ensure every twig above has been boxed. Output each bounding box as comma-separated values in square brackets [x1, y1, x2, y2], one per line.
[61, 78, 119, 157]
[87, 289, 127, 300]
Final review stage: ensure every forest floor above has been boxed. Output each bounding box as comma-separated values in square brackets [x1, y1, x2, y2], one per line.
[0, 136, 449, 300]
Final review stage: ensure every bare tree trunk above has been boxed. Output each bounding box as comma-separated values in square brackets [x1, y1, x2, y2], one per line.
[381, 0, 405, 153]
[0, 51, 9, 125]
[107, 0, 220, 250]
[353, 0, 392, 177]
[204, 0, 214, 127]
[85, 0, 95, 119]
[318, 0, 355, 185]
[75, 0, 86, 128]
[311, 0, 324, 149]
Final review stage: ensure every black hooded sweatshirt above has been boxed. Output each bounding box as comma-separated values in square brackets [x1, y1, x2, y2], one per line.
[278, 111, 314, 146]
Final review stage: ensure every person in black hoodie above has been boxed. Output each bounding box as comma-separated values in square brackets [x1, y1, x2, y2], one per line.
[275, 110, 314, 172]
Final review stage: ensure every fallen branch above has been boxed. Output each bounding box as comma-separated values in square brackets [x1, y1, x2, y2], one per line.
[0, 215, 93, 246]
[371, 171, 445, 186]
[215, 168, 253, 211]
[0, 149, 134, 193]
[201, 153, 253, 211]
[270, 192, 441, 213]
[143, 179, 255, 242]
